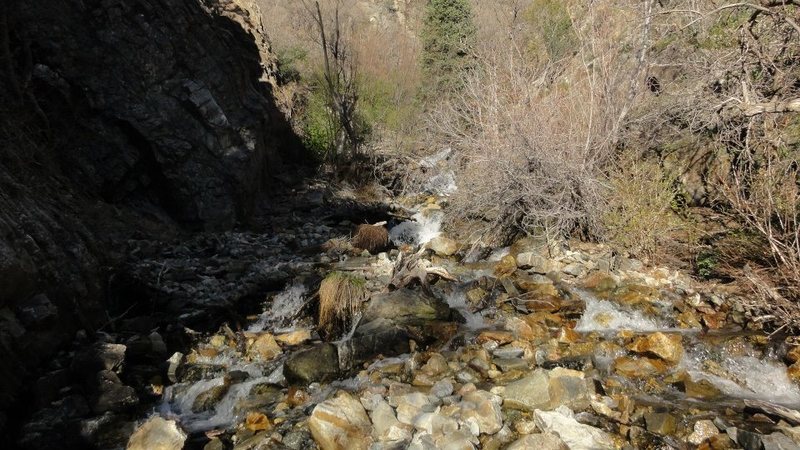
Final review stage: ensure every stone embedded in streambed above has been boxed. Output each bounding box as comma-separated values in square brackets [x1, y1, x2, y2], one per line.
[613, 356, 668, 378]
[644, 411, 678, 435]
[460, 390, 503, 435]
[427, 235, 459, 256]
[126, 416, 186, 450]
[275, 329, 312, 346]
[71, 343, 127, 375]
[248, 333, 282, 360]
[362, 289, 453, 328]
[502, 369, 551, 411]
[92, 370, 138, 413]
[516, 253, 562, 274]
[284, 343, 341, 385]
[534, 406, 616, 450]
[192, 381, 230, 413]
[506, 434, 569, 450]
[309, 391, 373, 450]
[627, 332, 684, 364]
[502, 368, 593, 412]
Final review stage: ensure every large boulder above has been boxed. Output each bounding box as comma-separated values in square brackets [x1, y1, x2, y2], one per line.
[362, 289, 452, 328]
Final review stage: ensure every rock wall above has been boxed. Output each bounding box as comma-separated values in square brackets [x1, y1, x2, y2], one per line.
[14, 0, 294, 228]
[0, 0, 298, 429]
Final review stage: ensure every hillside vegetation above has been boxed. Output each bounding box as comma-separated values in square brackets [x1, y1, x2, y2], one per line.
[258, 0, 800, 329]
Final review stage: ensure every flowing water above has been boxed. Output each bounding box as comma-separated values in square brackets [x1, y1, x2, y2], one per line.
[140, 182, 800, 449]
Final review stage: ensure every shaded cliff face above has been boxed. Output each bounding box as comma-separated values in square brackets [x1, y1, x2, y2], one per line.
[0, 0, 299, 428]
[14, 0, 293, 229]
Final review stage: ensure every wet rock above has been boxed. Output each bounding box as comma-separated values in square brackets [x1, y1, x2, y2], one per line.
[494, 255, 518, 278]
[614, 356, 668, 378]
[689, 420, 719, 445]
[72, 343, 127, 375]
[644, 412, 678, 435]
[582, 272, 619, 292]
[502, 369, 551, 411]
[413, 412, 459, 435]
[394, 392, 437, 425]
[762, 433, 799, 450]
[362, 289, 452, 328]
[678, 373, 723, 400]
[547, 368, 592, 411]
[249, 333, 282, 360]
[477, 331, 514, 346]
[16, 293, 58, 328]
[460, 390, 503, 435]
[428, 236, 459, 257]
[166, 352, 184, 384]
[561, 263, 585, 278]
[533, 406, 615, 450]
[127, 416, 186, 450]
[275, 329, 312, 346]
[367, 397, 412, 443]
[493, 358, 528, 372]
[732, 429, 764, 450]
[431, 379, 454, 398]
[517, 253, 561, 274]
[79, 412, 136, 450]
[245, 412, 271, 432]
[628, 332, 683, 364]
[192, 380, 230, 413]
[284, 343, 340, 384]
[204, 438, 225, 450]
[506, 434, 569, 450]
[309, 391, 373, 450]
[92, 370, 138, 413]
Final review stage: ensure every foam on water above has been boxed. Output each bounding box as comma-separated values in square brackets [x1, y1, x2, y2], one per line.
[444, 288, 488, 330]
[575, 291, 663, 332]
[423, 171, 457, 196]
[683, 351, 800, 406]
[389, 212, 443, 247]
[248, 281, 308, 333]
[487, 247, 511, 262]
[161, 376, 273, 432]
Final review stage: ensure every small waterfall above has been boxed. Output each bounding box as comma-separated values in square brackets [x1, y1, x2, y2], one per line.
[575, 290, 664, 332]
[389, 211, 443, 247]
[161, 376, 274, 432]
[682, 350, 800, 407]
[248, 280, 309, 333]
[444, 287, 488, 331]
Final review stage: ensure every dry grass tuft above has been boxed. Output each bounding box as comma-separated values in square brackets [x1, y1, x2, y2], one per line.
[318, 271, 368, 338]
[351, 224, 389, 254]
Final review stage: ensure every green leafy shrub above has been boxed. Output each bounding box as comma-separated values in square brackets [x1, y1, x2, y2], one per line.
[421, 0, 477, 91]
[601, 157, 681, 257]
[524, 0, 578, 62]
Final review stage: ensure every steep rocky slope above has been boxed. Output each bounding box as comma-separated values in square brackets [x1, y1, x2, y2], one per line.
[0, 0, 299, 431]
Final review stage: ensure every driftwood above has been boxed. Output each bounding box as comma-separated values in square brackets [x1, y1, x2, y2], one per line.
[389, 249, 457, 292]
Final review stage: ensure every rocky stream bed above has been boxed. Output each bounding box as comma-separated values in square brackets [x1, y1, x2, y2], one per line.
[15, 179, 800, 450]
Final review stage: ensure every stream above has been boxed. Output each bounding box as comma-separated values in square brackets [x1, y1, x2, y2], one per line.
[125, 191, 800, 450]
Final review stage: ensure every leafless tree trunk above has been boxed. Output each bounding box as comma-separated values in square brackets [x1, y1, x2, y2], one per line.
[303, 0, 360, 165]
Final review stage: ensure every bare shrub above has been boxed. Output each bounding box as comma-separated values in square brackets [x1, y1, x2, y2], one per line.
[318, 271, 367, 338]
[351, 223, 389, 254]
[433, 1, 654, 245]
[625, 1, 800, 327]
